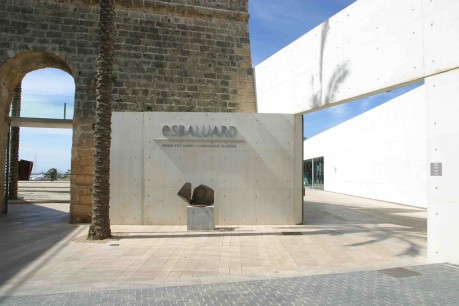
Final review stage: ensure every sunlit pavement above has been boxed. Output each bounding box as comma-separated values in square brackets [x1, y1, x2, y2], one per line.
[8, 181, 70, 204]
[1, 183, 457, 304]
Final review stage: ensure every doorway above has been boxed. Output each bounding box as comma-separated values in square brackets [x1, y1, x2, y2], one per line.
[5, 67, 74, 210]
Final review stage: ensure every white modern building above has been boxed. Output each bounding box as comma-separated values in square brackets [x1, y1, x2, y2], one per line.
[254, 0, 459, 262]
[110, 0, 459, 263]
[303, 85, 428, 209]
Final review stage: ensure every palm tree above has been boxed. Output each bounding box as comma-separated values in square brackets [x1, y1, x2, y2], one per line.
[8, 83, 21, 200]
[44, 168, 60, 181]
[88, 0, 115, 240]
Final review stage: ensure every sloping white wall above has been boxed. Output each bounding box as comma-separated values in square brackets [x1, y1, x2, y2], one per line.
[304, 86, 427, 208]
[255, 0, 459, 114]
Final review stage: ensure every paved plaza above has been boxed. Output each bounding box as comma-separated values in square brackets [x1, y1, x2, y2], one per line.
[1, 263, 459, 305]
[7, 181, 70, 204]
[0, 182, 457, 304]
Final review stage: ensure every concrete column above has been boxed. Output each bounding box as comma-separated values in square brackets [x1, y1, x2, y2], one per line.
[294, 114, 303, 224]
[425, 68, 459, 263]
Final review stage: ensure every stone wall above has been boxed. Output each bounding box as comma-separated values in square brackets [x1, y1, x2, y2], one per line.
[0, 0, 256, 222]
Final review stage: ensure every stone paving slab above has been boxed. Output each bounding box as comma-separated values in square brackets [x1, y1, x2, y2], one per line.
[8, 181, 70, 204]
[0, 184, 433, 298]
[1, 263, 458, 305]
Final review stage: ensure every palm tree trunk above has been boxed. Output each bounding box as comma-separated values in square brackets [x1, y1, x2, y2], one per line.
[9, 84, 21, 200]
[88, 0, 115, 240]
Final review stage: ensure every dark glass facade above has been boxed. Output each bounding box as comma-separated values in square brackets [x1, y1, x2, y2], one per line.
[303, 157, 324, 190]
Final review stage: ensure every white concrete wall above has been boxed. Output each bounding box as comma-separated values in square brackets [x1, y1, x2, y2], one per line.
[110, 112, 303, 225]
[255, 0, 459, 114]
[303, 86, 428, 208]
[253, 0, 459, 262]
[425, 68, 459, 263]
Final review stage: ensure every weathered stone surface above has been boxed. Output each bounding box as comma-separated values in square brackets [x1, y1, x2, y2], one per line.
[0, 0, 256, 222]
[69, 204, 92, 223]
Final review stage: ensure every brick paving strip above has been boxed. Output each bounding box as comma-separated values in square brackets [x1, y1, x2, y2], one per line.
[1, 263, 458, 305]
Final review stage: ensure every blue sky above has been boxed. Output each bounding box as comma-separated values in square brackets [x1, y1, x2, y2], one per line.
[249, 0, 357, 66]
[18, 0, 417, 172]
[17, 69, 74, 172]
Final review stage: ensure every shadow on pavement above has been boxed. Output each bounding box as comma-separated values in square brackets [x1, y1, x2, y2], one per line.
[302, 197, 426, 257]
[0, 204, 84, 291]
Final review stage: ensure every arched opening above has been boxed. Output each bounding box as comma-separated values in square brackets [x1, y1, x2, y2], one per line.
[0, 51, 75, 214]
[10, 68, 75, 207]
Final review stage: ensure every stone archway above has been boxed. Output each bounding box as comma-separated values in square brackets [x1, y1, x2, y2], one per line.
[0, 51, 85, 219]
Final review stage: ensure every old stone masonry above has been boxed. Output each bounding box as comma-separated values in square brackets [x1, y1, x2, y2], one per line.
[0, 0, 256, 222]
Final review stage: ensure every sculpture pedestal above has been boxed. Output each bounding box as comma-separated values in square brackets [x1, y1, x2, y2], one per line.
[187, 205, 215, 230]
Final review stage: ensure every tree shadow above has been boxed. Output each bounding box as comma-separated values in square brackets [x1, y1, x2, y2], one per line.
[310, 19, 350, 109]
[303, 198, 427, 257]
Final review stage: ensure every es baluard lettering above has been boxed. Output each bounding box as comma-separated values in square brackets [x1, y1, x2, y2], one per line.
[162, 125, 237, 138]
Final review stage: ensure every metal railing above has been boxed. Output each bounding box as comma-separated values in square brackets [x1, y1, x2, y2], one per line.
[3, 123, 10, 215]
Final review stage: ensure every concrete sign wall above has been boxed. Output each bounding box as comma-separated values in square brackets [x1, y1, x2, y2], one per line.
[110, 112, 303, 225]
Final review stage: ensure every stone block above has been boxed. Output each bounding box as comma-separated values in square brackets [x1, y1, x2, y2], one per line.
[187, 206, 215, 230]
[70, 204, 92, 223]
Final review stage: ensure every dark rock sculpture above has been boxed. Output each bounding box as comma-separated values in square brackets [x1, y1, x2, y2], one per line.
[177, 182, 192, 203]
[190, 184, 214, 205]
[178, 183, 214, 206]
